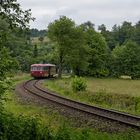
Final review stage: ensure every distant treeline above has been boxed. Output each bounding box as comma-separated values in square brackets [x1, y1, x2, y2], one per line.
[30, 28, 47, 37]
[31, 20, 140, 50]
[98, 21, 140, 50]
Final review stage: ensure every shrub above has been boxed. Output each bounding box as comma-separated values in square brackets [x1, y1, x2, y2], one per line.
[0, 111, 54, 140]
[71, 76, 87, 92]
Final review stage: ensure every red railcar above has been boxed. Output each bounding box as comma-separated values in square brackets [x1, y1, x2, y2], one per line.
[30, 64, 56, 78]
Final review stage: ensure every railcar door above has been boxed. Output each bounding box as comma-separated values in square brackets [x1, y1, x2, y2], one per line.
[44, 66, 49, 77]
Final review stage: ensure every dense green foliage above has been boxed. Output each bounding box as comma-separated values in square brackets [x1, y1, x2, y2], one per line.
[83, 25, 109, 77]
[30, 28, 47, 37]
[0, 0, 33, 105]
[71, 76, 87, 92]
[0, 0, 34, 28]
[97, 21, 140, 78]
[0, 2, 37, 138]
[47, 17, 109, 77]
[111, 41, 140, 78]
[1, 110, 140, 140]
[1, 22, 33, 71]
[46, 17, 140, 78]
[48, 16, 79, 78]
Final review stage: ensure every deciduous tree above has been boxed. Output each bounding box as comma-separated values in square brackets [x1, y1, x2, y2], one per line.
[48, 16, 75, 78]
[0, 0, 33, 101]
[112, 41, 140, 78]
[83, 25, 110, 77]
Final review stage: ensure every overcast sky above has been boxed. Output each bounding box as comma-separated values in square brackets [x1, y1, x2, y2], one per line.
[18, 0, 140, 30]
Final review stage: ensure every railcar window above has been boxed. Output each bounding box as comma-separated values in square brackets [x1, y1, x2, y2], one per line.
[31, 66, 43, 71]
[44, 66, 49, 70]
[37, 66, 43, 71]
[31, 66, 36, 71]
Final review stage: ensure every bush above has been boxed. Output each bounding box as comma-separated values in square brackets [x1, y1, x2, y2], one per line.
[0, 110, 140, 139]
[71, 76, 87, 92]
[0, 111, 54, 140]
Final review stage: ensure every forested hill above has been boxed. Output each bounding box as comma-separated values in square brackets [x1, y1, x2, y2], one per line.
[30, 28, 47, 37]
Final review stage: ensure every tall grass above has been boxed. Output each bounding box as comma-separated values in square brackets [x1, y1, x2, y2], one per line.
[1, 110, 140, 140]
[2, 75, 140, 139]
[44, 78, 140, 115]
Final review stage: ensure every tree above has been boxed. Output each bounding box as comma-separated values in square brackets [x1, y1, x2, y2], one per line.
[0, 0, 33, 104]
[83, 26, 110, 77]
[111, 41, 140, 78]
[33, 44, 38, 58]
[30, 28, 47, 37]
[111, 45, 126, 76]
[118, 21, 134, 45]
[65, 26, 88, 76]
[0, 17, 34, 72]
[82, 21, 95, 29]
[133, 21, 140, 45]
[98, 24, 106, 32]
[98, 24, 116, 50]
[110, 22, 134, 47]
[47, 16, 76, 78]
[0, 0, 34, 28]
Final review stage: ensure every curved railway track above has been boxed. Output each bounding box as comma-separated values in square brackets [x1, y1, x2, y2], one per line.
[23, 79, 140, 129]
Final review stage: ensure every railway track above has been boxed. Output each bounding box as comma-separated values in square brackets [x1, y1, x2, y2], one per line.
[23, 79, 140, 129]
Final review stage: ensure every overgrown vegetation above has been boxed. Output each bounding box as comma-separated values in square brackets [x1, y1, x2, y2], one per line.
[44, 78, 140, 115]
[2, 75, 139, 140]
[1, 110, 140, 140]
[71, 76, 87, 92]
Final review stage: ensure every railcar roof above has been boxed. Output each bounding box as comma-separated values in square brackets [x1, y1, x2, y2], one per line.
[31, 64, 56, 67]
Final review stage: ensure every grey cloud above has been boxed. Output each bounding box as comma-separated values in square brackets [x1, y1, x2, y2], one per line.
[18, 0, 61, 8]
[56, 7, 78, 16]
[18, 0, 140, 29]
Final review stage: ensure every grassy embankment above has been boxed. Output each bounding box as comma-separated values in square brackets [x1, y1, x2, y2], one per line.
[3, 73, 66, 131]
[3, 74, 140, 139]
[43, 77, 140, 116]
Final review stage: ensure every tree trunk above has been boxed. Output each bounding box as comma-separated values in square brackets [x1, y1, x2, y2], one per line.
[58, 54, 63, 78]
[58, 63, 62, 78]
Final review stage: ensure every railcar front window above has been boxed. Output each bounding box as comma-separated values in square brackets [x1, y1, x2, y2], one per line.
[37, 66, 43, 71]
[44, 66, 49, 71]
[31, 66, 43, 71]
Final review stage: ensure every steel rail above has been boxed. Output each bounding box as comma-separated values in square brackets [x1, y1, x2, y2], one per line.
[23, 79, 140, 129]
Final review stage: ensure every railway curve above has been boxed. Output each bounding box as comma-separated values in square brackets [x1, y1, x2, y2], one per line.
[22, 79, 140, 130]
